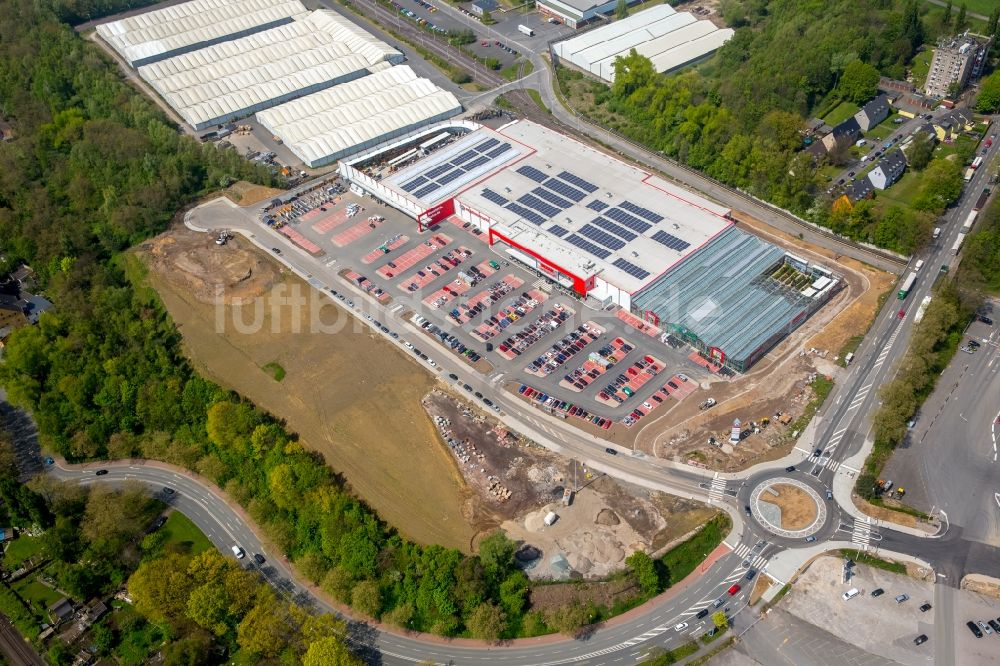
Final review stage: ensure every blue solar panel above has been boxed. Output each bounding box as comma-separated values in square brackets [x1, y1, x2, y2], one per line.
[473, 137, 500, 153]
[413, 183, 440, 199]
[451, 149, 478, 165]
[401, 176, 428, 193]
[532, 187, 572, 209]
[558, 171, 598, 193]
[620, 200, 663, 223]
[586, 200, 609, 212]
[605, 208, 651, 233]
[612, 258, 650, 280]
[650, 229, 691, 251]
[565, 234, 611, 260]
[578, 223, 626, 251]
[518, 193, 560, 219]
[590, 216, 636, 241]
[437, 169, 464, 186]
[505, 203, 546, 226]
[517, 165, 548, 183]
[548, 224, 569, 238]
[464, 155, 491, 171]
[423, 163, 451, 180]
[486, 143, 512, 158]
[482, 189, 508, 206]
[543, 178, 586, 202]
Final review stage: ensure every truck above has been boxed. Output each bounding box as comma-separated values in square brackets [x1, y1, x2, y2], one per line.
[965, 167, 976, 182]
[962, 210, 978, 233]
[897, 271, 917, 299]
[972, 156, 984, 170]
[517, 24, 534, 36]
[973, 189, 990, 212]
[952, 232, 966, 255]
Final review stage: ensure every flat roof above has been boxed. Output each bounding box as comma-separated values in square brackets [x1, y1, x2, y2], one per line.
[451, 121, 731, 294]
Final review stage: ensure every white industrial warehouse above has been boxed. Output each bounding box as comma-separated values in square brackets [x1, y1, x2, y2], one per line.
[137, 10, 404, 130]
[552, 4, 734, 83]
[96, 0, 308, 67]
[257, 66, 462, 167]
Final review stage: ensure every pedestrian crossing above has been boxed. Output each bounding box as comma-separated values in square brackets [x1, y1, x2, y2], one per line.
[731, 543, 770, 571]
[810, 455, 843, 473]
[871, 325, 902, 371]
[852, 516, 874, 549]
[708, 475, 727, 502]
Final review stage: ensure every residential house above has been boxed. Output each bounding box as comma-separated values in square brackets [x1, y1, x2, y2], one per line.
[932, 108, 976, 141]
[821, 117, 861, 153]
[47, 597, 74, 625]
[867, 149, 906, 190]
[854, 94, 890, 132]
[470, 0, 497, 17]
[845, 177, 874, 202]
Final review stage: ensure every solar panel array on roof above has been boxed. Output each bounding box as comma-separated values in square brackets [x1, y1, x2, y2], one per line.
[605, 207, 651, 233]
[613, 258, 651, 280]
[505, 203, 546, 225]
[590, 216, 636, 241]
[544, 178, 586, 202]
[516, 165, 548, 183]
[620, 200, 664, 223]
[518, 193, 561, 219]
[651, 229, 691, 251]
[586, 200, 609, 212]
[400, 135, 516, 201]
[532, 187, 572, 209]
[481, 188, 508, 206]
[548, 224, 569, 238]
[564, 234, 611, 260]
[401, 176, 428, 192]
[578, 223, 626, 250]
[558, 171, 598, 193]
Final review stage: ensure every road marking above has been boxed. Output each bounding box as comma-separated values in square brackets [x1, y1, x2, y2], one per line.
[851, 516, 873, 549]
[708, 475, 727, 502]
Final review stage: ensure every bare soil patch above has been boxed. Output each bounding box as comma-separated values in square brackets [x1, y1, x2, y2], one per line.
[962, 575, 1000, 599]
[758, 484, 817, 530]
[138, 224, 479, 551]
[749, 573, 773, 606]
[221, 180, 285, 206]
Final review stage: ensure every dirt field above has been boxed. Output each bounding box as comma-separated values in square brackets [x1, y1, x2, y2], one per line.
[759, 484, 817, 530]
[631, 209, 897, 472]
[222, 180, 285, 206]
[138, 224, 481, 551]
[425, 391, 715, 578]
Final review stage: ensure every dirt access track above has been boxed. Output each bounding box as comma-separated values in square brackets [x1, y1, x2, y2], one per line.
[630, 209, 897, 472]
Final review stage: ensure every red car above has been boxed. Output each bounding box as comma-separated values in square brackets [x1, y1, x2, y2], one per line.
[728, 583, 741, 595]
[898, 309, 906, 319]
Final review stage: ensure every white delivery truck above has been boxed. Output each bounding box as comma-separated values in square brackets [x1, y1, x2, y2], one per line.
[518, 24, 534, 36]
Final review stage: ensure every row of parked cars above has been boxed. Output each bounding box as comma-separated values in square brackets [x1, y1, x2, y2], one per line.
[599, 356, 659, 401]
[527, 324, 599, 375]
[418, 318, 483, 363]
[518, 385, 614, 429]
[496, 306, 570, 356]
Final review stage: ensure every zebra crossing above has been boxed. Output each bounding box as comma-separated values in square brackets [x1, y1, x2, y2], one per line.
[871, 324, 902, 371]
[731, 543, 770, 571]
[852, 516, 875, 549]
[707, 475, 727, 502]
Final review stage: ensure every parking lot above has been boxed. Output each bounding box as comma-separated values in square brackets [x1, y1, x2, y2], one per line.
[264, 184, 715, 430]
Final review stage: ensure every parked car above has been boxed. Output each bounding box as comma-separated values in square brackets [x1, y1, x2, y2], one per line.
[967, 620, 984, 638]
[871, 588, 884, 597]
[913, 634, 928, 646]
[920, 603, 932, 612]
[895, 594, 909, 604]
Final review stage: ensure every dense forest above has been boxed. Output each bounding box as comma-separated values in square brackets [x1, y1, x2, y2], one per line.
[0, 0, 729, 652]
[566, 0, 990, 254]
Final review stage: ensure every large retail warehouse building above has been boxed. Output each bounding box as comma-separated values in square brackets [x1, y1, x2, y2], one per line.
[342, 120, 839, 371]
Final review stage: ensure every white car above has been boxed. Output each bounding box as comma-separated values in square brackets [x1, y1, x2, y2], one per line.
[404, 342, 413, 349]
[673, 622, 688, 631]
[428, 359, 437, 367]
[842, 588, 860, 601]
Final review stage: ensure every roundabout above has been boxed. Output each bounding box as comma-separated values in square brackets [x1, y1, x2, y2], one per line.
[750, 477, 827, 539]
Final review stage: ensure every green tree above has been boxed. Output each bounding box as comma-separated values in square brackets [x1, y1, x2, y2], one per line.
[943, 0, 952, 27]
[625, 551, 660, 597]
[236, 593, 295, 657]
[162, 632, 214, 666]
[467, 602, 507, 641]
[906, 132, 935, 170]
[351, 580, 382, 618]
[545, 601, 593, 637]
[712, 611, 728, 629]
[129, 553, 195, 627]
[914, 159, 963, 212]
[478, 530, 517, 588]
[838, 60, 880, 104]
[988, 7, 999, 36]
[616, 0, 627, 19]
[480, 9, 493, 24]
[955, 3, 967, 31]
[977, 72, 1000, 113]
[303, 636, 363, 666]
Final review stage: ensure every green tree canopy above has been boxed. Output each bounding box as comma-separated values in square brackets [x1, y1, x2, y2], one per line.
[977, 72, 1000, 113]
[838, 60, 880, 104]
